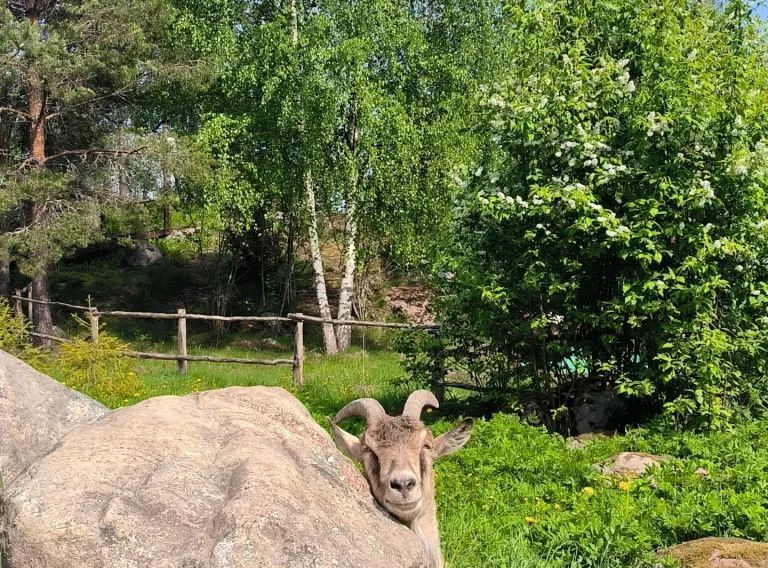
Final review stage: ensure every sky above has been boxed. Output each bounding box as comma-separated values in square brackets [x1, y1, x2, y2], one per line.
[753, 1, 768, 19]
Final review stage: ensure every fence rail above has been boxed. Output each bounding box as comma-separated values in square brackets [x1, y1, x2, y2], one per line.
[11, 295, 437, 386]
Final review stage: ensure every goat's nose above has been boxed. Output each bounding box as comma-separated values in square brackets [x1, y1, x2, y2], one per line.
[389, 475, 417, 493]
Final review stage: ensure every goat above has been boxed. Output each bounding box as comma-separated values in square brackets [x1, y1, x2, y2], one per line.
[330, 390, 473, 568]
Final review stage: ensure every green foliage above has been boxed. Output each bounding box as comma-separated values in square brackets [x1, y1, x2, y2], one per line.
[0, 299, 39, 362]
[173, 0, 502, 267]
[0, 0, 192, 279]
[419, 0, 768, 430]
[436, 412, 768, 567]
[57, 318, 143, 406]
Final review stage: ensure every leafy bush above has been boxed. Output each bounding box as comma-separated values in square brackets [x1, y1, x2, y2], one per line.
[417, 0, 768, 430]
[0, 299, 40, 363]
[435, 412, 768, 567]
[58, 318, 143, 406]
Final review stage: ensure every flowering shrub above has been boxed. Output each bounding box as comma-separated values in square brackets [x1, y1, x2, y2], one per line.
[417, 0, 768, 430]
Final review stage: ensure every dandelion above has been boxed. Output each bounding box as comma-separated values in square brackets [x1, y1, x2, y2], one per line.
[525, 516, 538, 525]
[582, 487, 595, 497]
[618, 481, 632, 492]
[554, 503, 561, 511]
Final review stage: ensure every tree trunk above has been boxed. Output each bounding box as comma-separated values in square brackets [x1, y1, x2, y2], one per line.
[336, 197, 357, 351]
[290, 0, 298, 44]
[0, 259, 10, 298]
[305, 171, 338, 354]
[31, 273, 54, 344]
[335, 92, 359, 352]
[162, 170, 174, 236]
[119, 167, 129, 198]
[27, 41, 53, 347]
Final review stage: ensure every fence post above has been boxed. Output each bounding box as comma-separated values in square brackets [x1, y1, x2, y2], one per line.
[177, 308, 188, 375]
[293, 313, 304, 387]
[26, 287, 33, 323]
[13, 289, 21, 316]
[89, 309, 100, 344]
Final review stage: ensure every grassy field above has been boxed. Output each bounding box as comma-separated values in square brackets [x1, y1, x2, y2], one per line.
[36, 327, 768, 568]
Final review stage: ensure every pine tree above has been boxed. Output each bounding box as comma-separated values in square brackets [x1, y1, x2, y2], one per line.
[0, 0, 177, 344]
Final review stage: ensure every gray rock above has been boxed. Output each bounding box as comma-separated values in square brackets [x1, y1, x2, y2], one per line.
[2, 387, 430, 568]
[0, 350, 107, 486]
[126, 240, 162, 267]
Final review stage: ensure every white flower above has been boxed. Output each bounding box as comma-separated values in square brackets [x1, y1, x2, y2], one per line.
[488, 94, 506, 107]
[626, 80, 636, 93]
[606, 230, 617, 237]
[589, 203, 603, 211]
[475, 166, 484, 177]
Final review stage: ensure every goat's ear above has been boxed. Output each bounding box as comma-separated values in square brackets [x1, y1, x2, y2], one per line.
[330, 420, 362, 461]
[433, 418, 473, 459]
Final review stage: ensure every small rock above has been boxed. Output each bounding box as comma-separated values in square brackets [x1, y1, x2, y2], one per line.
[566, 430, 616, 449]
[600, 452, 665, 477]
[662, 537, 768, 568]
[126, 240, 162, 267]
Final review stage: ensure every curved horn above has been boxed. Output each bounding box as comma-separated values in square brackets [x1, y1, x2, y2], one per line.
[402, 390, 439, 420]
[332, 398, 386, 425]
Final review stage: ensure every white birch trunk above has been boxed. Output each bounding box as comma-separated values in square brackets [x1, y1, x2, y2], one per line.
[335, 197, 357, 351]
[305, 171, 338, 354]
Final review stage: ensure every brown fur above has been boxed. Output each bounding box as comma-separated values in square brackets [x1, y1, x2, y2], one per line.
[331, 392, 473, 568]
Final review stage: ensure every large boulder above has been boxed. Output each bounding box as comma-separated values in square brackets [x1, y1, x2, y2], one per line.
[0, 350, 107, 485]
[663, 538, 768, 568]
[2, 387, 430, 568]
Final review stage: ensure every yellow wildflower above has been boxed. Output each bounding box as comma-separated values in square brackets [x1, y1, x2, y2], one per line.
[554, 503, 561, 510]
[524, 516, 537, 525]
[618, 481, 632, 492]
[582, 487, 595, 497]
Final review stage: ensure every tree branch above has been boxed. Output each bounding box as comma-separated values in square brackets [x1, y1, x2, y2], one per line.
[0, 107, 32, 120]
[44, 85, 134, 121]
[42, 146, 147, 164]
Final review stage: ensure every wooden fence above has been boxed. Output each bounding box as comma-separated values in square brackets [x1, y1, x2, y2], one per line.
[11, 290, 437, 386]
